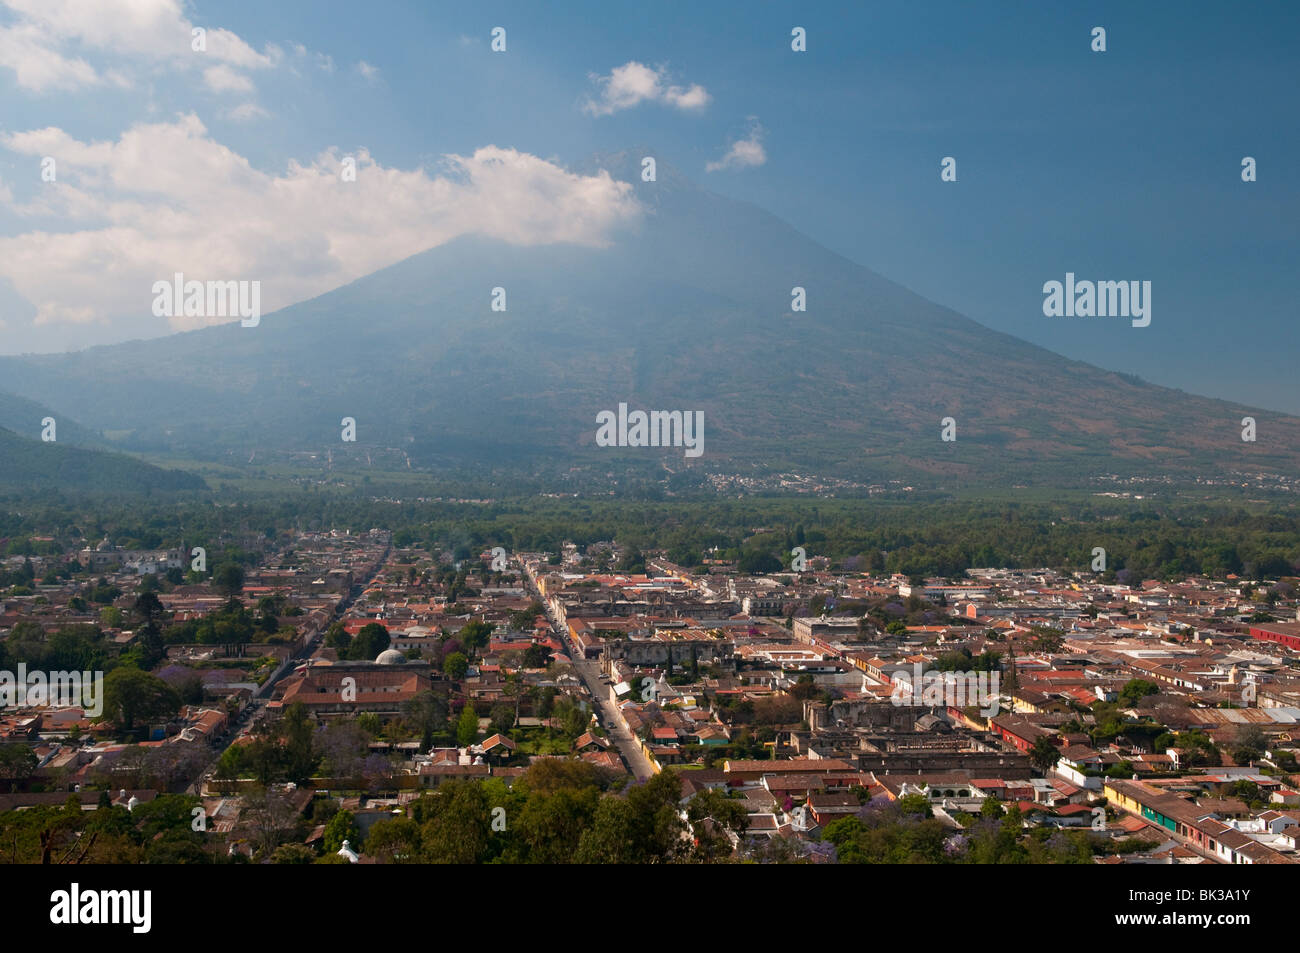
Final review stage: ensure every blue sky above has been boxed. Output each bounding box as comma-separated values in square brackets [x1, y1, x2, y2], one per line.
[1, 0, 1297, 412]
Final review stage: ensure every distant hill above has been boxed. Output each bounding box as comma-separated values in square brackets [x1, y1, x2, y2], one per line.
[0, 150, 1295, 489]
[0, 427, 205, 494]
[0, 390, 107, 449]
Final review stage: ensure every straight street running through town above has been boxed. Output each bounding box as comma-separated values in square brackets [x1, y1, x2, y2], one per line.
[521, 563, 657, 780]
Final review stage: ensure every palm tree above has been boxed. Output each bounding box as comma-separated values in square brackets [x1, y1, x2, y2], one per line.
[503, 667, 527, 729]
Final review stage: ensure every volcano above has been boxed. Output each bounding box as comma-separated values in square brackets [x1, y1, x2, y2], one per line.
[0, 150, 1294, 490]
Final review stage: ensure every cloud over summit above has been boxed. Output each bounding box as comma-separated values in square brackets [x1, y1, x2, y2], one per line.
[0, 119, 643, 337]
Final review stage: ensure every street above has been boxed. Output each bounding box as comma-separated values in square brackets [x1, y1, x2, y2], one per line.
[522, 563, 656, 780]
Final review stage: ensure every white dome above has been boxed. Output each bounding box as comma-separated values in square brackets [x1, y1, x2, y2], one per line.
[375, 648, 407, 664]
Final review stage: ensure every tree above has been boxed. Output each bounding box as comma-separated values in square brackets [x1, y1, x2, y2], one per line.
[522, 643, 551, 668]
[737, 551, 781, 574]
[505, 787, 600, 864]
[1174, 729, 1222, 767]
[343, 622, 390, 661]
[0, 798, 92, 864]
[0, 745, 37, 792]
[456, 703, 479, 747]
[323, 809, 361, 853]
[270, 844, 316, 864]
[214, 743, 249, 782]
[1029, 735, 1061, 775]
[458, 619, 493, 654]
[574, 795, 645, 864]
[130, 793, 202, 846]
[242, 785, 304, 859]
[489, 703, 515, 736]
[537, 687, 557, 719]
[575, 771, 688, 864]
[685, 788, 748, 862]
[500, 666, 528, 729]
[213, 563, 245, 599]
[402, 690, 448, 751]
[517, 758, 606, 796]
[898, 793, 933, 818]
[176, 673, 205, 705]
[1029, 626, 1065, 654]
[281, 702, 318, 782]
[617, 548, 646, 574]
[315, 721, 368, 782]
[509, 602, 544, 632]
[133, 591, 165, 627]
[324, 622, 352, 655]
[416, 781, 492, 863]
[102, 668, 181, 734]
[443, 652, 469, 680]
[1231, 725, 1267, 765]
[135, 621, 166, 670]
[356, 712, 381, 737]
[1118, 678, 1161, 706]
[790, 674, 819, 701]
[365, 816, 421, 863]
[243, 737, 289, 786]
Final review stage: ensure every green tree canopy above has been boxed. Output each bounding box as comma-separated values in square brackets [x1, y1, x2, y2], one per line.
[103, 668, 181, 733]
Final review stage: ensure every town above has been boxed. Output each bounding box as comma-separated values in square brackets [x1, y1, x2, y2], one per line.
[2, 523, 1298, 864]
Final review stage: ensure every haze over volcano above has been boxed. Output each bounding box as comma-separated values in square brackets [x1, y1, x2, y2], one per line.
[1, 151, 1295, 490]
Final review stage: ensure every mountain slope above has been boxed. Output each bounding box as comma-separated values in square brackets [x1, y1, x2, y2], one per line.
[0, 151, 1294, 488]
[0, 390, 107, 449]
[0, 428, 206, 493]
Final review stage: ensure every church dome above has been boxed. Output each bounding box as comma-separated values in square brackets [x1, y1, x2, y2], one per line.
[375, 648, 407, 665]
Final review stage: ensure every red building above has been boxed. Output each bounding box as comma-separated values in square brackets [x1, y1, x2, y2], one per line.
[989, 715, 1057, 753]
[1250, 622, 1300, 651]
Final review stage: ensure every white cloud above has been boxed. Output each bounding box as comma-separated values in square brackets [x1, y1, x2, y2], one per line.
[102, 67, 133, 88]
[0, 0, 281, 92]
[203, 64, 254, 94]
[222, 102, 269, 122]
[0, 117, 643, 334]
[356, 60, 378, 81]
[0, 22, 101, 92]
[583, 61, 710, 116]
[285, 44, 332, 76]
[706, 122, 766, 173]
[2, 126, 115, 166]
[664, 84, 709, 111]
